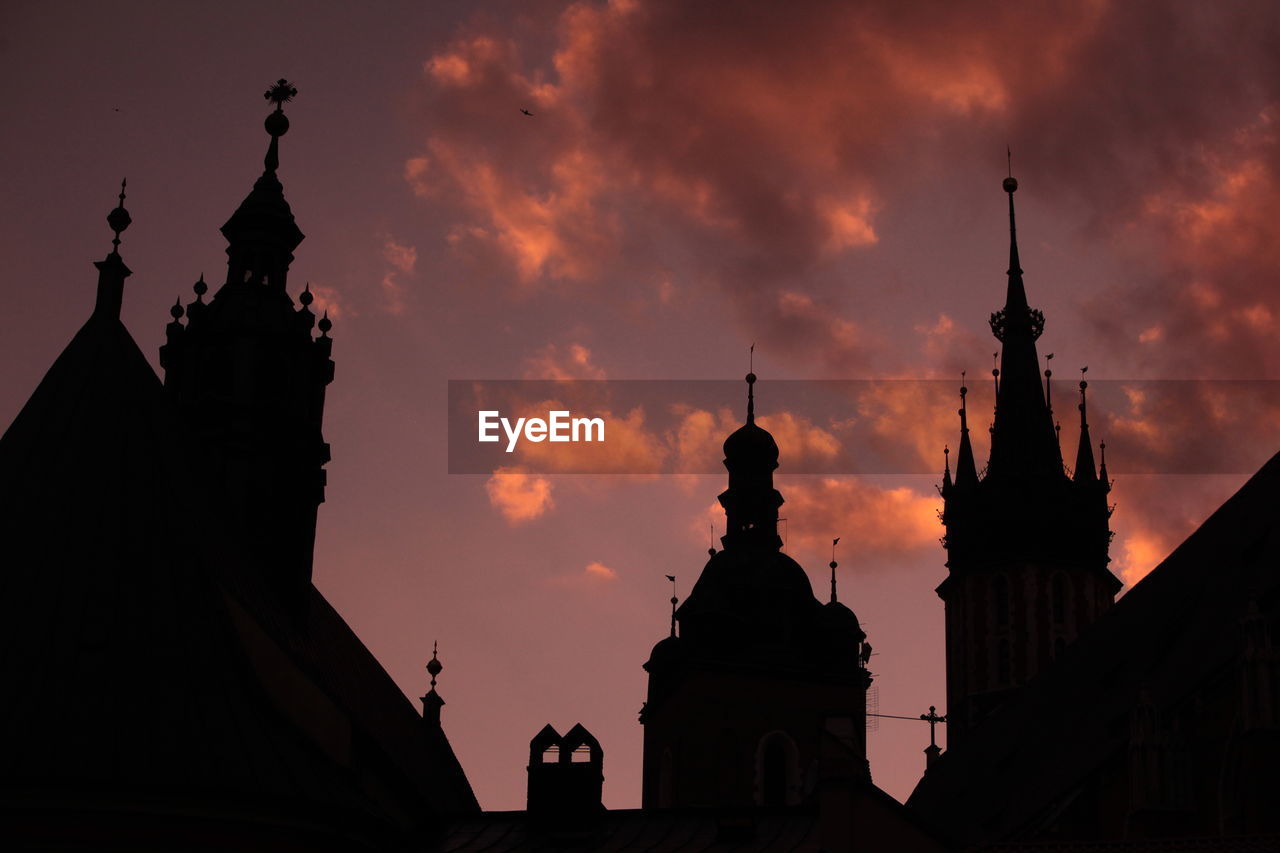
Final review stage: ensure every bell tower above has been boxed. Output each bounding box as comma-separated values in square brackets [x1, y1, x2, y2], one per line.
[159, 80, 334, 602]
[640, 374, 872, 809]
[938, 173, 1120, 745]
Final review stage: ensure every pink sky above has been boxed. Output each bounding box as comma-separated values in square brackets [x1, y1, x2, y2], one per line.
[3, 0, 1279, 809]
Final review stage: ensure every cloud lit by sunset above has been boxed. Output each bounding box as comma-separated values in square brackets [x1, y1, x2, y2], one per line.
[6, 0, 1280, 817]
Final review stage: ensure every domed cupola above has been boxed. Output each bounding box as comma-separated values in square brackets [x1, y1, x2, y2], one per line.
[820, 548, 868, 669]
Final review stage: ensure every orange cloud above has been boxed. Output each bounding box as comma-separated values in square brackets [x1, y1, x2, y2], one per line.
[690, 475, 941, 569]
[780, 477, 941, 564]
[380, 236, 417, 315]
[485, 466, 556, 523]
[584, 560, 618, 581]
[547, 559, 621, 589]
[303, 282, 346, 321]
[524, 343, 608, 380]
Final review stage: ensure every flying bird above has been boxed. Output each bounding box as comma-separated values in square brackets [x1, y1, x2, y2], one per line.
[520, 108, 533, 116]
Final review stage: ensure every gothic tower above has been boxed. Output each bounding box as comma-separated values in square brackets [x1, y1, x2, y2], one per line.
[640, 374, 872, 809]
[159, 80, 333, 604]
[938, 174, 1120, 746]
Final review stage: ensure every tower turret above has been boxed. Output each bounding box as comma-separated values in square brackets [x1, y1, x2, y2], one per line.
[718, 372, 784, 551]
[938, 173, 1120, 746]
[159, 80, 334, 605]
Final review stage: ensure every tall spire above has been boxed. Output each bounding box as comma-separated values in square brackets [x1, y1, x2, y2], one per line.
[985, 169, 1060, 481]
[1074, 369, 1098, 482]
[93, 179, 132, 320]
[1004, 166, 1028, 312]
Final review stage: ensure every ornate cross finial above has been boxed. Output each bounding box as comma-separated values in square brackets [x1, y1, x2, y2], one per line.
[264, 78, 298, 110]
[261, 79, 297, 171]
[920, 705, 947, 748]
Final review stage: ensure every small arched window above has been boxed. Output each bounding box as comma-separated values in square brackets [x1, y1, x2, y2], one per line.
[755, 731, 800, 807]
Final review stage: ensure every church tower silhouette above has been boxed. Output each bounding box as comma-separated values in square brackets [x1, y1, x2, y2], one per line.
[159, 79, 334, 607]
[938, 174, 1121, 745]
[640, 374, 872, 809]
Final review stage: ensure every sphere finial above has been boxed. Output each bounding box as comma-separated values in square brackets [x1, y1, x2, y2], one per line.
[1003, 176, 1018, 193]
[426, 640, 443, 688]
[106, 178, 131, 253]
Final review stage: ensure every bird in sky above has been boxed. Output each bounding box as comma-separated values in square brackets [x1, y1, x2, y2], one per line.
[520, 108, 533, 116]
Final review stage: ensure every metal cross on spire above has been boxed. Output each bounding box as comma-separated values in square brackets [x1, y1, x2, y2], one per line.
[920, 705, 946, 749]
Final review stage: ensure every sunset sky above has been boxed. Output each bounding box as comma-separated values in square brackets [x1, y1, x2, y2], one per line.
[3, 0, 1279, 809]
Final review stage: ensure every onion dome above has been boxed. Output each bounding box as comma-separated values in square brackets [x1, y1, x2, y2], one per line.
[722, 372, 779, 463]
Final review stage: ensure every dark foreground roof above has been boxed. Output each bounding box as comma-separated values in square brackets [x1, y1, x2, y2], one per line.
[980, 835, 1280, 852]
[439, 808, 822, 852]
[0, 310, 475, 846]
[439, 779, 944, 853]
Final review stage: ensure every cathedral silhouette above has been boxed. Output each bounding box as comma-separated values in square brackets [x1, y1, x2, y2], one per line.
[3, 84, 1278, 851]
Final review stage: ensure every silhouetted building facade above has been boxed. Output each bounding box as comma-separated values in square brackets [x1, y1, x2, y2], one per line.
[938, 175, 1121, 745]
[911, 179, 1280, 851]
[0, 83, 476, 849]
